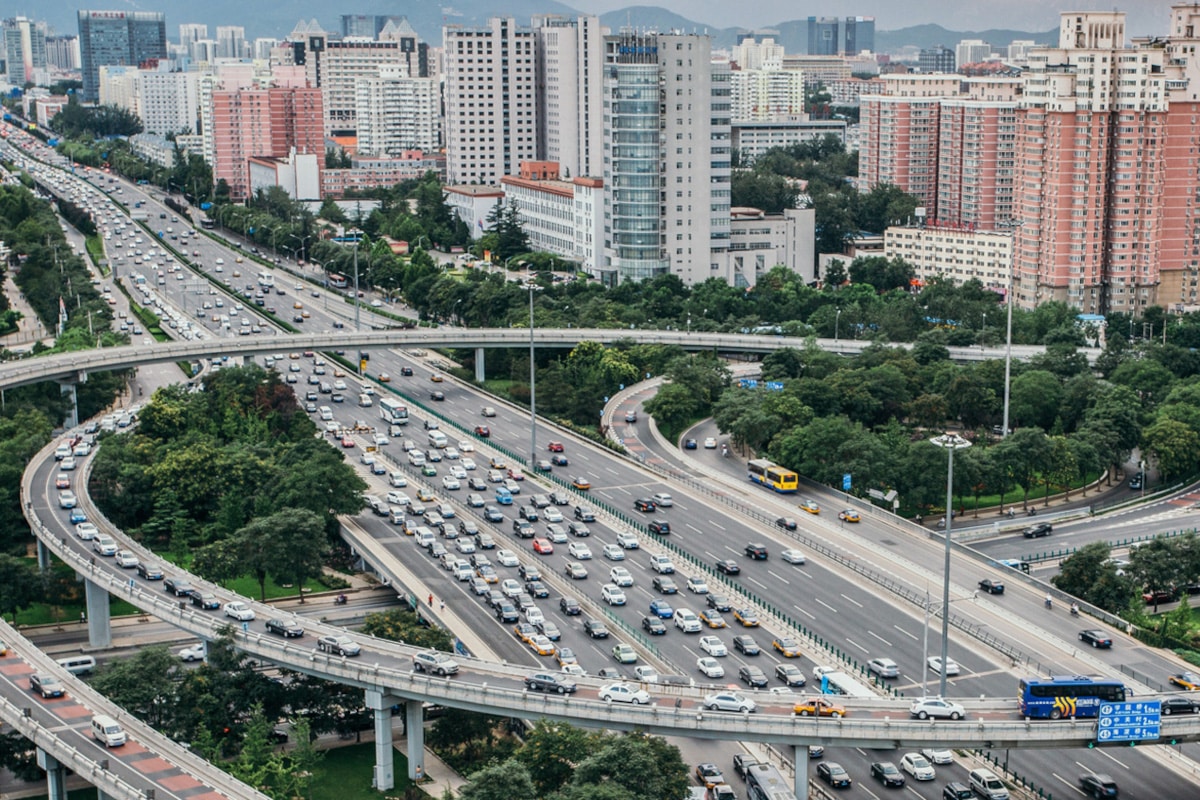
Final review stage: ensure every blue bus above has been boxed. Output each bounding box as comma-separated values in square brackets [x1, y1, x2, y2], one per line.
[1019, 676, 1126, 719]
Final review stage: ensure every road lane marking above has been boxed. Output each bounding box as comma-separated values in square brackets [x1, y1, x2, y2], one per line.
[767, 570, 790, 585]
[1051, 773, 1085, 796]
[1091, 750, 1131, 770]
[839, 594, 863, 608]
[793, 604, 815, 620]
[814, 597, 838, 613]
[893, 625, 917, 641]
[846, 637, 868, 653]
[748, 577, 770, 591]
[868, 630, 893, 647]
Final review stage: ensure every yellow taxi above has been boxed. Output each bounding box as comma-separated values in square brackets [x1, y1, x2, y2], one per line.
[773, 636, 802, 658]
[793, 697, 847, 718]
[698, 610, 727, 629]
[572, 476, 592, 491]
[1170, 671, 1200, 690]
[733, 608, 760, 627]
[799, 499, 821, 515]
[529, 635, 556, 656]
[416, 488, 436, 503]
[293, 301, 303, 309]
[838, 509, 860, 522]
[513, 623, 537, 644]
[430, 373, 444, 382]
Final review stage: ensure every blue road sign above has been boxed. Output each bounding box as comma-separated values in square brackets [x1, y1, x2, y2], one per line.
[739, 379, 759, 389]
[1097, 700, 1160, 743]
[765, 381, 784, 391]
[842, 473, 852, 492]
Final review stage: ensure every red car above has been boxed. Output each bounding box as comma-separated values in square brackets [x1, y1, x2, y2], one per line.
[507, 468, 525, 481]
[474, 425, 491, 437]
[532, 538, 554, 554]
[547, 441, 564, 452]
[341, 437, 355, 448]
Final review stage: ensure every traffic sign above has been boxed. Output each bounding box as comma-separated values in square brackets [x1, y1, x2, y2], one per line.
[1097, 700, 1160, 743]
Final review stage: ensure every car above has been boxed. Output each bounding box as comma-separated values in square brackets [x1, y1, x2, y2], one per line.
[481, 406, 496, 417]
[978, 578, 1005, 594]
[780, 548, 807, 565]
[699, 635, 728, 656]
[571, 477, 591, 490]
[583, 619, 610, 638]
[519, 563, 542, 582]
[164, 577, 193, 597]
[617, 531, 640, 549]
[1079, 774, 1119, 798]
[550, 490, 571, 506]
[224, 601, 255, 621]
[650, 492, 673, 508]
[74, 522, 99, 540]
[317, 635, 361, 656]
[715, 559, 740, 575]
[634, 498, 657, 512]
[649, 599, 674, 619]
[838, 508, 861, 522]
[641, 616, 667, 635]
[684, 438, 698, 450]
[519, 505, 539, 522]
[55, 473, 70, 489]
[564, 561, 588, 579]
[189, 590, 220, 610]
[569, 542, 593, 561]
[704, 691, 756, 713]
[926, 656, 960, 675]
[526, 580, 549, 598]
[652, 576, 678, 594]
[494, 549, 519, 567]
[441, 475, 461, 491]
[559, 596, 582, 616]
[703, 436, 717, 448]
[265, 618, 304, 638]
[1160, 696, 1199, 715]
[775, 663, 806, 686]
[484, 505, 504, 523]
[136, 562, 163, 580]
[744, 543, 768, 560]
[609, 566, 634, 586]
[870, 761, 905, 788]
[1170, 671, 1200, 690]
[733, 608, 759, 627]
[543, 507, 564, 523]
[699, 610, 727, 629]
[567, 523, 592, 541]
[532, 538, 554, 555]
[525, 672, 577, 694]
[648, 519, 671, 535]
[943, 782, 973, 800]
[1079, 629, 1113, 648]
[794, 697, 847, 717]
[773, 637, 802, 658]
[1023, 522, 1053, 538]
[686, 575, 709, 594]
[598, 683, 650, 704]
[602, 544, 626, 561]
[923, 748, 955, 766]
[530, 635, 556, 656]
[625, 411, 638, 423]
[697, 657, 726, 678]
[554, 647, 578, 667]
[547, 441, 564, 452]
[413, 651, 460, 675]
[868, 657, 900, 678]
[573, 506, 596, 522]
[816, 762, 852, 789]
[650, 554, 675, 574]
[29, 673, 66, 698]
[601, 584, 627, 605]
[513, 520, 535, 538]
[910, 696, 966, 720]
[611, 642, 637, 663]
[695, 763, 725, 788]
[178, 642, 207, 662]
[58, 490, 77, 508]
[474, 425, 490, 437]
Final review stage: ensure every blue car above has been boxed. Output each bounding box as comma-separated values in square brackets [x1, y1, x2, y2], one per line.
[495, 487, 513, 506]
[69, 509, 88, 525]
[649, 599, 674, 619]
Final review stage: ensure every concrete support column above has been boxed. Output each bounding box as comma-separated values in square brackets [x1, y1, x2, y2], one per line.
[97, 791, 115, 800]
[365, 689, 397, 791]
[58, 382, 78, 430]
[36, 748, 67, 800]
[84, 577, 111, 648]
[36, 538, 52, 571]
[474, 348, 485, 382]
[405, 699, 425, 783]
[793, 746, 810, 800]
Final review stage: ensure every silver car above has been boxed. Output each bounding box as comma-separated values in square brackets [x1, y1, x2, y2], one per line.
[703, 691, 756, 713]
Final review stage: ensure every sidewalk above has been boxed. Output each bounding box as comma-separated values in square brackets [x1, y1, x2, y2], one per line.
[1, 273, 55, 349]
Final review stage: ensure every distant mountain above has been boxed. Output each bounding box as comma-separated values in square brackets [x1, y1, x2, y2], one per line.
[875, 24, 1059, 54]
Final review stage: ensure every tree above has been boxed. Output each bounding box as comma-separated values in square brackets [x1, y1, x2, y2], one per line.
[1128, 534, 1200, 609]
[485, 199, 531, 261]
[1143, 418, 1200, 482]
[1009, 370, 1062, 431]
[515, 722, 598, 796]
[91, 646, 179, 729]
[568, 733, 689, 800]
[0, 554, 42, 618]
[1052, 541, 1134, 612]
[361, 608, 455, 650]
[232, 508, 329, 602]
[460, 760, 536, 800]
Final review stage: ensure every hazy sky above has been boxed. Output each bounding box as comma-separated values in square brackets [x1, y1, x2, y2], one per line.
[568, 1, 1175, 35]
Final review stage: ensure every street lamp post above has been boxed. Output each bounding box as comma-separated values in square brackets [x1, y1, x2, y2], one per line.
[1000, 220, 1023, 439]
[526, 276, 542, 468]
[981, 312, 987, 352]
[929, 432, 971, 697]
[835, 308, 842, 342]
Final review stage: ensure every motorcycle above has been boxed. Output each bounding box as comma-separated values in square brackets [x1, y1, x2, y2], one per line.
[334, 594, 348, 606]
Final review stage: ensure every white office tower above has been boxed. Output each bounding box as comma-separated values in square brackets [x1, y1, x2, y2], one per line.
[253, 38, 277, 61]
[534, 15, 606, 179]
[139, 70, 200, 135]
[4, 16, 48, 86]
[179, 23, 207, 49]
[730, 68, 806, 121]
[732, 36, 784, 70]
[216, 26, 247, 60]
[444, 18, 540, 184]
[355, 64, 439, 154]
[600, 30, 730, 285]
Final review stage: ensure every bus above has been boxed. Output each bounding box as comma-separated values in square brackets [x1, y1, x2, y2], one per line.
[327, 273, 348, 289]
[379, 398, 409, 426]
[257, 271, 275, 289]
[744, 762, 796, 800]
[199, 217, 215, 229]
[1018, 676, 1126, 719]
[997, 558, 1031, 574]
[747, 459, 799, 493]
[818, 669, 876, 698]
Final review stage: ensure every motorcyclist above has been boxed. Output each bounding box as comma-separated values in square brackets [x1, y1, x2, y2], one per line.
[1044, 593, 1053, 610]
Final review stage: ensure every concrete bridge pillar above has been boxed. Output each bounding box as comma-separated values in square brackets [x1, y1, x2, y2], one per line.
[794, 746, 810, 800]
[474, 348, 485, 382]
[405, 699, 425, 783]
[58, 381, 79, 430]
[84, 577, 111, 648]
[36, 748, 67, 800]
[36, 538, 52, 571]
[365, 689, 398, 791]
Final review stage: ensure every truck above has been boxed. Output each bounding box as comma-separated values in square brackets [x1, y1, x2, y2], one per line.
[131, 211, 149, 222]
[744, 762, 796, 800]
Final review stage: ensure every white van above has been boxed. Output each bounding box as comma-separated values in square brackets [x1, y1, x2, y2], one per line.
[319, 406, 333, 421]
[358, 393, 373, 408]
[91, 715, 127, 747]
[968, 769, 1010, 800]
[56, 655, 97, 676]
[427, 430, 448, 449]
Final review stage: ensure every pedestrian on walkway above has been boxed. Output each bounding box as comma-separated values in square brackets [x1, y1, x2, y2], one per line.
[428, 593, 433, 607]
[440, 600, 445, 613]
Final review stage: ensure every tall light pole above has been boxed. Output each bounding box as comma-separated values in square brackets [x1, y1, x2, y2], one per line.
[835, 308, 842, 342]
[930, 432, 971, 697]
[526, 274, 542, 468]
[1000, 220, 1022, 439]
[351, 228, 362, 333]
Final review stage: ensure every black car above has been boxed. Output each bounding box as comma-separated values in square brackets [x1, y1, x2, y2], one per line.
[136, 562, 163, 580]
[1078, 629, 1113, 648]
[715, 559, 741, 575]
[775, 516, 798, 530]
[29, 673, 66, 698]
[429, 390, 445, 401]
[1023, 522, 1053, 538]
[641, 616, 667, 635]
[265, 618, 304, 637]
[775, 663, 806, 686]
[978, 578, 1005, 594]
[634, 498, 657, 512]
[400, 366, 414, 376]
[574, 506, 596, 522]
[524, 672, 577, 694]
[817, 762, 852, 789]
[744, 543, 768, 560]
[739, 665, 769, 687]
[943, 783, 973, 800]
[512, 520, 535, 538]
[706, 593, 733, 612]
[551, 454, 569, 466]
[568, 522, 591, 537]
[484, 505, 504, 522]
[732, 753, 759, 779]
[870, 762, 904, 788]
[583, 618, 610, 638]
[550, 490, 571, 505]
[1079, 774, 1119, 798]
[494, 602, 519, 623]
[653, 576, 679, 594]
[188, 590, 220, 610]
[648, 520, 671, 535]
[525, 580, 549, 598]
[164, 576, 193, 596]
[684, 438, 698, 450]
[733, 635, 760, 655]
[559, 596, 581, 616]
[1160, 697, 1199, 715]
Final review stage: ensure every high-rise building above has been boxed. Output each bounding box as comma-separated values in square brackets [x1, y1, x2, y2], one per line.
[45, 35, 79, 71]
[534, 15, 606, 179]
[918, 46, 956, 73]
[77, 10, 167, 103]
[732, 36, 784, 70]
[341, 15, 410, 40]
[178, 23, 207, 49]
[843, 16, 875, 55]
[806, 17, 874, 56]
[443, 18, 540, 185]
[3, 17, 48, 86]
[730, 68, 806, 121]
[355, 64, 439, 154]
[216, 26, 246, 60]
[98, 64, 201, 135]
[600, 30, 730, 285]
[955, 39, 992, 67]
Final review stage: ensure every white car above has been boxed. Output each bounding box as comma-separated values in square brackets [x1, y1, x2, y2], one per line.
[900, 753, 936, 781]
[609, 566, 633, 586]
[909, 696, 966, 720]
[561, 663, 586, 677]
[686, 576, 709, 593]
[601, 584, 627, 605]
[461, 457, 477, 470]
[651, 492, 674, 507]
[387, 491, 411, 507]
[450, 465, 468, 479]
[525, 607, 545, 626]
[178, 642, 207, 662]
[697, 657, 725, 679]
[543, 507, 564, 523]
[114, 550, 139, 568]
[926, 656, 961, 676]
[780, 549, 807, 565]
[92, 535, 118, 556]
[568, 542, 593, 560]
[224, 601, 255, 621]
[496, 549, 519, 567]
[501, 579, 523, 598]
[698, 635, 728, 657]
[444, 447, 460, 460]
[458, 440, 475, 453]
[373, 433, 390, 446]
[634, 665, 659, 683]
[616, 531, 640, 549]
[703, 691, 756, 713]
[75, 522, 99, 540]
[441, 475, 461, 491]
[649, 554, 675, 574]
[603, 544, 626, 561]
[455, 538, 476, 554]
[598, 682, 650, 705]
[674, 608, 701, 633]
[921, 748, 954, 765]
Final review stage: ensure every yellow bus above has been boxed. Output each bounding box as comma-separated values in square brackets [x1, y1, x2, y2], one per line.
[747, 459, 799, 493]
